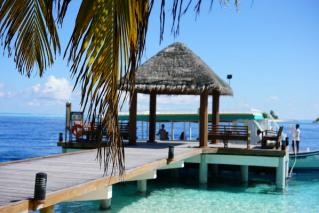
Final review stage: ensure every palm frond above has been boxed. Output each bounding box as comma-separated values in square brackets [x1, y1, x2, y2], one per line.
[0, 0, 60, 77]
[62, 0, 152, 176]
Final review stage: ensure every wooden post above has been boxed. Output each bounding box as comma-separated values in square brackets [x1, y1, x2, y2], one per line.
[129, 90, 137, 145]
[199, 90, 208, 147]
[212, 91, 220, 144]
[148, 92, 156, 143]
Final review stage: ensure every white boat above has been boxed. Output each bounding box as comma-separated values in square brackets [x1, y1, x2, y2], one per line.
[289, 150, 319, 170]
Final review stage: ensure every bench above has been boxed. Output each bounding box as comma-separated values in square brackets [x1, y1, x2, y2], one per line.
[208, 124, 250, 148]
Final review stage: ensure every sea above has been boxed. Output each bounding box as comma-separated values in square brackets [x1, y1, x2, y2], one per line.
[0, 114, 318, 213]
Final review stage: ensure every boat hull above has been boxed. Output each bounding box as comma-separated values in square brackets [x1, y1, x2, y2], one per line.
[289, 150, 319, 170]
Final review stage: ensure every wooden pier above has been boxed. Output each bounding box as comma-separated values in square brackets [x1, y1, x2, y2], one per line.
[0, 142, 288, 213]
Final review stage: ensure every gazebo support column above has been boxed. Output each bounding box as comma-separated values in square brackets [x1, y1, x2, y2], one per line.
[211, 91, 220, 144]
[129, 90, 137, 145]
[199, 90, 208, 147]
[148, 92, 157, 143]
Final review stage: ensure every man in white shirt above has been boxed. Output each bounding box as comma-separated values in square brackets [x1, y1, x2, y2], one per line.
[292, 124, 301, 153]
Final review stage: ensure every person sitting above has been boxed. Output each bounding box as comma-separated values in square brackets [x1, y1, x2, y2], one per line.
[157, 124, 169, 140]
[179, 131, 185, 140]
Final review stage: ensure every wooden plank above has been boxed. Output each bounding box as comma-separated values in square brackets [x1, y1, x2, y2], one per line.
[0, 145, 201, 213]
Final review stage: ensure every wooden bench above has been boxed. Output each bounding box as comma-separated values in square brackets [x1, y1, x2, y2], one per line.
[261, 126, 283, 149]
[208, 124, 250, 148]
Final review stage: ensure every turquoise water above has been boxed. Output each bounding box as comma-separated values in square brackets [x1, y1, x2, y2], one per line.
[0, 115, 319, 212]
[55, 171, 319, 213]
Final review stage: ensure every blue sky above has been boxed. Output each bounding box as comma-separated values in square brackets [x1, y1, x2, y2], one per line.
[0, 0, 318, 119]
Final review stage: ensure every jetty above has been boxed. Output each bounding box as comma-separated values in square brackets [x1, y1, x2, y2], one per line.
[0, 142, 288, 213]
[0, 43, 290, 212]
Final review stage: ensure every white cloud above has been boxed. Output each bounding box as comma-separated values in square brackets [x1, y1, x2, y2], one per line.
[0, 83, 12, 98]
[32, 84, 41, 93]
[32, 76, 73, 102]
[27, 100, 41, 106]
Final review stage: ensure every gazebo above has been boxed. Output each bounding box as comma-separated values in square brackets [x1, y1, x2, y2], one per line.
[127, 42, 233, 147]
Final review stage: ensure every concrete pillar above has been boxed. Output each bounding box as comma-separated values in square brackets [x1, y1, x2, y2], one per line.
[100, 186, 113, 210]
[137, 179, 147, 194]
[100, 199, 111, 210]
[40, 205, 54, 213]
[276, 157, 286, 190]
[199, 155, 208, 184]
[240, 165, 249, 183]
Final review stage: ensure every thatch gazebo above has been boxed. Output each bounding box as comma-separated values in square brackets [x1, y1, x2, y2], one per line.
[127, 42, 233, 147]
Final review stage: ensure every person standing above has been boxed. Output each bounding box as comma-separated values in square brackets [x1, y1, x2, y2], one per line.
[292, 124, 301, 153]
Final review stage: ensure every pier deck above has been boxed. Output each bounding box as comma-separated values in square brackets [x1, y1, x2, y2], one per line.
[0, 143, 201, 213]
[0, 142, 287, 213]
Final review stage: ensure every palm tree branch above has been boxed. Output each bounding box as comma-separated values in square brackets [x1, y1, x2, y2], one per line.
[0, 0, 60, 76]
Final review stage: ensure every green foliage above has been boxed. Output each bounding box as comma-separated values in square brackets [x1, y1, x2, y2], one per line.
[269, 110, 279, 119]
[262, 112, 269, 119]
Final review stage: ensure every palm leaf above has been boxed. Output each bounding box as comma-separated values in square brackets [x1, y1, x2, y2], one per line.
[0, 0, 60, 76]
[61, 0, 152, 175]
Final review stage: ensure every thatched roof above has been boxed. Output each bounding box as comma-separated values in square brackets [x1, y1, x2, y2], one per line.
[132, 42, 233, 95]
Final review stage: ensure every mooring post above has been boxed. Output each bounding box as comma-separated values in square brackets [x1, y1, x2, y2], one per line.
[168, 145, 174, 161]
[34, 172, 47, 203]
[199, 154, 208, 184]
[34, 172, 54, 212]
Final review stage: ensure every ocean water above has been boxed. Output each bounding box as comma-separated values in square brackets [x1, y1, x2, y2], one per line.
[0, 115, 319, 212]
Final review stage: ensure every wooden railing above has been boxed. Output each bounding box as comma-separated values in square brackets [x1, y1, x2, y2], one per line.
[208, 124, 250, 148]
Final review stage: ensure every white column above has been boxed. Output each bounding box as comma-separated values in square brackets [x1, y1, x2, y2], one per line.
[241, 165, 249, 183]
[276, 157, 286, 190]
[137, 179, 147, 194]
[199, 155, 208, 184]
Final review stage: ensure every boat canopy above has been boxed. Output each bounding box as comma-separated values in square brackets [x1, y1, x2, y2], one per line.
[118, 112, 264, 122]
